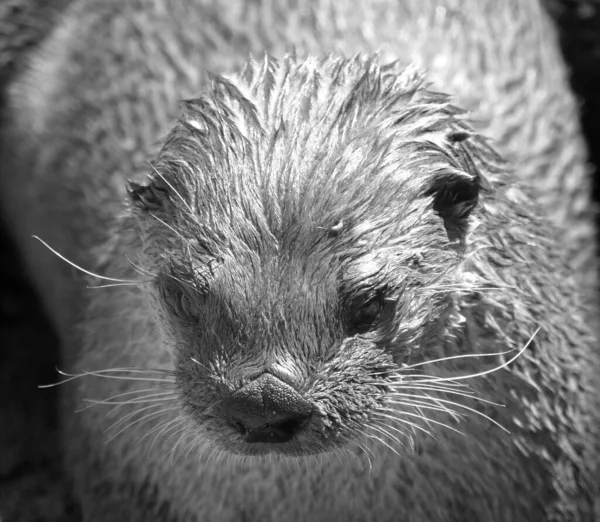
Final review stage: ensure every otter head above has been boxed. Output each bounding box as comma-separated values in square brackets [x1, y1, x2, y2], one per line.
[127, 55, 490, 458]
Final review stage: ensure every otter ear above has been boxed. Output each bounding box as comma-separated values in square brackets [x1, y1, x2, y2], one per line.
[127, 177, 170, 212]
[426, 131, 480, 243]
[427, 171, 479, 242]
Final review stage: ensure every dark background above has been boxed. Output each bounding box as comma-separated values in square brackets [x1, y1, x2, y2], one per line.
[0, 1, 599, 520]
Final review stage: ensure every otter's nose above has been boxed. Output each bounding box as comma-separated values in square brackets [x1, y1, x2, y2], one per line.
[222, 373, 312, 443]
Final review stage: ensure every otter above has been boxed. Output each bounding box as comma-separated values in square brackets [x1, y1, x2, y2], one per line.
[0, 0, 598, 521]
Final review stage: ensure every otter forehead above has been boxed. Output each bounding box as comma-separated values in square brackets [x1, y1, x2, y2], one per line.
[131, 54, 479, 263]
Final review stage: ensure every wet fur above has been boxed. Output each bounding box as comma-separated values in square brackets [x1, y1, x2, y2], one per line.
[0, 0, 599, 521]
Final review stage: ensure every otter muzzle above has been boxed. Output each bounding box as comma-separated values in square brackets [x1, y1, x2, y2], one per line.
[222, 373, 313, 443]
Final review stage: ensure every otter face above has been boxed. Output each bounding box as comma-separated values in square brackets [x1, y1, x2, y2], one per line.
[128, 55, 489, 457]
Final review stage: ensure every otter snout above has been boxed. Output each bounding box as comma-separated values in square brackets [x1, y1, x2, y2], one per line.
[222, 373, 313, 444]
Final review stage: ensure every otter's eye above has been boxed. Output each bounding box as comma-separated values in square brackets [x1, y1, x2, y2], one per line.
[350, 298, 382, 334]
[177, 292, 195, 317]
[159, 275, 199, 322]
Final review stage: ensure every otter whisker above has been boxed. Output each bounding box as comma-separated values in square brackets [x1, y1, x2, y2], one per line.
[352, 440, 374, 471]
[81, 386, 176, 403]
[32, 235, 148, 285]
[330, 446, 349, 467]
[166, 271, 203, 294]
[176, 427, 197, 463]
[387, 376, 474, 391]
[390, 388, 497, 408]
[132, 246, 199, 294]
[368, 370, 474, 385]
[427, 284, 516, 292]
[166, 424, 192, 464]
[110, 409, 180, 446]
[124, 255, 158, 279]
[87, 282, 147, 289]
[371, 410, 434, 438]
[102, 395, 180, 409]
[157, 417, 187, 444]
[389, 385, 497, 405]
[106, 390, 178, 404]
[312, 451, 324, 469]
[105, 403, 167, 432]
[400, 349, 516, 370]
[75, 368, 176, 375]
[411, 405, 433, 429]
[148, 415, 187, 451]
[77, 391, 178, 412]
[106, 395, 178, 417]
[325, 450, 338, 469]
[332, 446, 350, 468]
[386, 392, 467, 419]
[354, 437, 377, 461]
[366, 425, 407, 455]
[400, 327, 540, 382]
[106, 406, 178, 443]
[183, 430, 202, 459]
[370, 422, 410, 448]
[39, 367, 176, 387]
[377, 406, 465, 436]
[83, 390, 177, 404]
[138, 414, 184, 448]
[399, 383, 476, 397]
[355, 427, 401, 457]
[387, 396, 508, 432]
[383, 398, 465, 420]
[190, 357, 212, 372]
[412, 404, 452, 430]
[376, 408, 439, 436]
[149, 211, 193, 248]
[389, 392, 500, 429]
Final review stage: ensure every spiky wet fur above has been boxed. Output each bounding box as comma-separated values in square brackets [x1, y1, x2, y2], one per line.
[0, 1, 598, 522]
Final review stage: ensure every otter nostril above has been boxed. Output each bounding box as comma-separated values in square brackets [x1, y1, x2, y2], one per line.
[277, 419, 302, 435]
[222, 373, 313, 444]
[270, 418, 304, 441]
[234, 422, 247, 435]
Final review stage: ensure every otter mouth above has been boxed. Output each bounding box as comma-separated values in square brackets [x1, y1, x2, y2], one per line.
[215, 421, 348, 457]
[221, 433, 316, 457]
[231, 417, 309, 444]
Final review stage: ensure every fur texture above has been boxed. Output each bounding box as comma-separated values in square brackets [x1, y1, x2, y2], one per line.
[0, 1, 598, 521]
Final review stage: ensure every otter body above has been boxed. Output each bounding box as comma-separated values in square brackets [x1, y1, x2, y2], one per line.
[0, 1, 598, 521]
